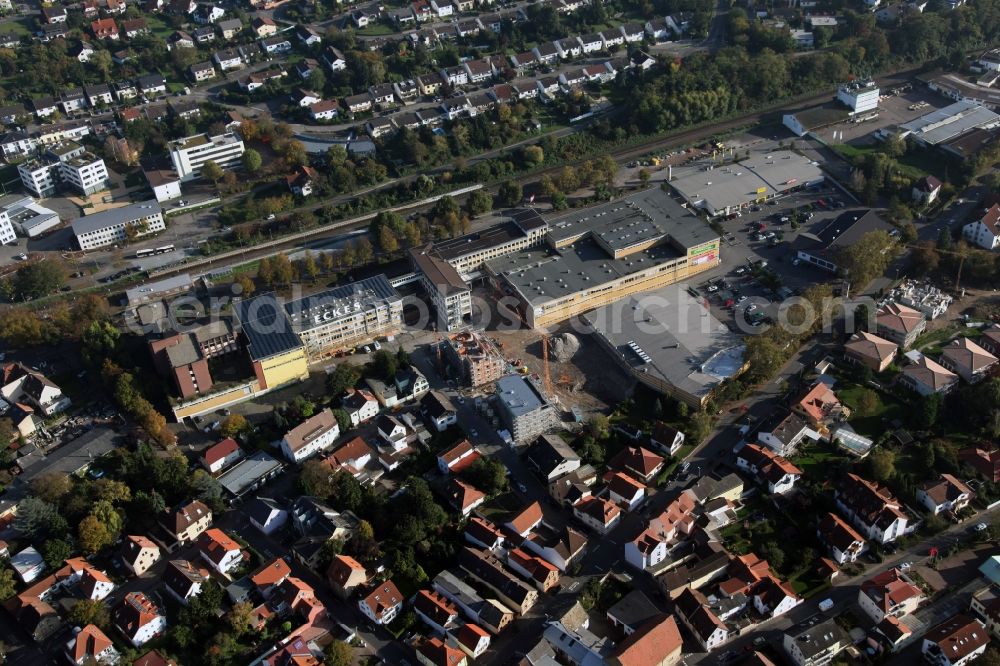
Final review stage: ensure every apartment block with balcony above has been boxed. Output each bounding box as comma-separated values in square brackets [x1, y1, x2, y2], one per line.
[169, 132, 245, 181]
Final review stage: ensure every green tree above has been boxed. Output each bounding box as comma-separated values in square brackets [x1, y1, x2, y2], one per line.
[68, 599, 110, 628]
[300, 459, 334, 498]
[837, 230, 898, 290]
[467, 190, 493, 217]
[78, 515, 112, 554]
[497, 180, 523, 207]
[226, 601, 254, 636]
[464, 457, 509, 495]
[324, 640, 352, 666]
[14, 260, 66, 299]
[30, 472, 72, 505]
[242, 148, 262, 173]
[332, 408, 352, 431]
[201, 160, 224, 184]
[866, 448, 896, 482]
[15, 497, 68, 541]
[356, 237, 374, 264]
[0, 568, 16, 600]
[42, 538, 72, 569]
[327, 363, 361, 397]
[857, 389, 880, 417]
[219, 414, 249, 439]
[301, 250, 319, 281]
[521, 145, 544, 166]
[81, 320, 121, 366]
[378, 225, 399, 253]
[371, 350, 398, 380]
[235, 274, 256, 297]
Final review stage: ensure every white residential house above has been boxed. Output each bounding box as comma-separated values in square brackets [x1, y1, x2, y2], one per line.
[342, 389, 380, 427]
[916, 474, 974, 515]
[112, 592, 166, 647]
[280, 409, 340, 463]
[963, 204, 1000, 250]
[197, 528, 243, 575]
[578, 33, 603, 53]
[431, 0, 454, 16]
[835, 473, 911, 545]
[358, 580, 404, 625]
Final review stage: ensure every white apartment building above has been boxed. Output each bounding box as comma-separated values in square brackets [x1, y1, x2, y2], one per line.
[169, 132, 245, 181]
[17, 142, 109, 197]
[72, 200, 165, 250]
[837, 81, 880, 114]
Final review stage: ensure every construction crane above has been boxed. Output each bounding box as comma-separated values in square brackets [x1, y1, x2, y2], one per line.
[903, 242, 968, 292]
[541, 334, 553, 396]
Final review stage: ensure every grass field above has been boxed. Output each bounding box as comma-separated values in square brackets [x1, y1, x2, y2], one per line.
[837, 383, 905, 436]
[832, 143, 945, 180]
[792, 438, 851, 479]
[0, 18, 31, 37]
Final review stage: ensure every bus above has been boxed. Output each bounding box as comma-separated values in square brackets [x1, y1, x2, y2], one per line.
[135, 245, 175, 259]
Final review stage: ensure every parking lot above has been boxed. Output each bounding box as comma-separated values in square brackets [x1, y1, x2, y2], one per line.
[693, 185, 857, 331]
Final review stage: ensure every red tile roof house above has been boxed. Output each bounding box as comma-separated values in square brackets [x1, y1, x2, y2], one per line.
[201, 437, 243, 473]
[464, 516, 505, 551]
[358, 579, 404, 625]
[735, 443, 803, 495]
[858, 567, 924, 623]
[437, 439, 479, 474]
[504, 501, 543, 538]
[916, 474, 974, 516]
[607, 614, 683, 666]
[250, 557, 291, 599]
[271, 576, 325, 624]
[413, 588, 459, 634]
[817, 512, 866, 564]
[448, 478, 486, 516]
[506, 548, 560, 592]
[197, 528, 243, 575]
[91, 18, 120, 39]
[66, 624, 119, 665]
[959, 446, 1000, 483]
[112, 592, 166, 647]
[327, 554, 368, 600]
[608, 446, 664, 483]
[920, 614, 989, 666]
[416, 636, 467, 666]
[448, 623, 490, 659]
[122, 535, 161, 576]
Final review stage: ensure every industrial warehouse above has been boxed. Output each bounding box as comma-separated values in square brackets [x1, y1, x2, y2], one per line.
[667, 150, 825, 217]
[483, 188, 721, 328]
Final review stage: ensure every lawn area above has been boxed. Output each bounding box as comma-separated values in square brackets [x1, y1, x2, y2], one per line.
[144, 15, 175, 39]
[355, 22, 396, 36]
[837, 384, 905, 436]
[831, 143, 945, 180]
[478, 490, 523, 521]
[0, 18, 32, 37]
[788, 566, 832, 598]
[792, 438, 852, 480]
[913, 324, 980, 354]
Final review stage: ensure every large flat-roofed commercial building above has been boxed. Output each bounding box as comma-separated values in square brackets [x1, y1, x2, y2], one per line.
[485, 188, 720, 328]
[583, 283, 745, 409]
[169, 132, 245, 181]
[411, 248, 473, 332]
[669, 150, 825, 217]
[72, 200, 165, 250]
[924, 72, 1000, 111]
[899, 100, 1000, 146]
[234, 294, 309, 391]
[283, 275, 403, 358]
[495, 375, 559, 444]
[427, 210, 549, 277]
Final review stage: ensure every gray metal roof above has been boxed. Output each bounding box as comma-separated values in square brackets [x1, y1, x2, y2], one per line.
[71, 200, 161, 235]
[583, 283, 744, 402]
[496, 375, 549, 418]
[669, 150, 824, 213]
[900, 100, 1000, 145]
[234, 293, 303, 361]
[485, 238, 683, 308]
[125, 273, 193, 306]
[165, 334, 201, 367]
[218, 451, 284, 497]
